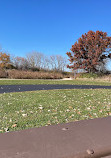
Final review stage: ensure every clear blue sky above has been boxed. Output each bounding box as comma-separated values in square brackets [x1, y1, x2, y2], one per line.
[0, 0, 111, 70]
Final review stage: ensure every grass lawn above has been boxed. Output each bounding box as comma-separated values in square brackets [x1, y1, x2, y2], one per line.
[0, 89, 111, 133]
[0, 79, 111, 85]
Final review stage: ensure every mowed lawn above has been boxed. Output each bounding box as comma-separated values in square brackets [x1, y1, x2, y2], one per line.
[0, 79, 111, 85]
[0, 89, 111, 133]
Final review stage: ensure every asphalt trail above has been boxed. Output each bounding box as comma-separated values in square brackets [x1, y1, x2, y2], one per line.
[0, 84, 111, 93]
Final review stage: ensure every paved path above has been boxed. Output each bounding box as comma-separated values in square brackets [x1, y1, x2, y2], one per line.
[0, 84, 111, 93]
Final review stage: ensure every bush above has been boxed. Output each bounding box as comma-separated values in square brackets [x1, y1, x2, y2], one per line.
[78, 73, 100, 79]
[0, 70, 8, 78]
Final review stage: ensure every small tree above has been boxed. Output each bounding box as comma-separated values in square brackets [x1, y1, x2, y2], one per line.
[66, 30, 111, 73]
[0, 52, 11, 69]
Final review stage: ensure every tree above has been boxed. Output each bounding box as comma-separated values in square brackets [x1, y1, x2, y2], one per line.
[50, 55, 57, 71]
[66, 30, 111, 73]
[56, 55, 67, 72]
[26, 51, 44, 70]
[42, 55, 50, 70]
[0, 52, 11, 69]
[50, 55, 67, 72]
[11, 56, 29, 70]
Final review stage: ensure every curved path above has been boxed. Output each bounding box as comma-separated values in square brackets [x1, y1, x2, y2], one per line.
[0, 84, 111, 93]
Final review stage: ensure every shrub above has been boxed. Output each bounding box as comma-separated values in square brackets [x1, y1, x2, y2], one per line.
[0, 70, 8, 78]
[78, 73, 100, 79]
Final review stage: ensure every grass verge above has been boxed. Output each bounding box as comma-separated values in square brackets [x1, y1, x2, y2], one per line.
[0, 79, 111, 86]
[0, 89, 111, 133]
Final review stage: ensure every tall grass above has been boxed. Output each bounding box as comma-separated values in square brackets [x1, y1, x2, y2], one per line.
[95, 75, 111, 82]
[0, 69, 70, 79]
[0, 70, 8, 78]
[0, 69, 111, 81]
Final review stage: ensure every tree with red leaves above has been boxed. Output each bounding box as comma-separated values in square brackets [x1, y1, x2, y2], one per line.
[66, 30, 111, 73]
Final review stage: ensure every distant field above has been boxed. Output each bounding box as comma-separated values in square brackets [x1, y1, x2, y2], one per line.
[0, 89, 111, 133]
[0, 79, 111, 86]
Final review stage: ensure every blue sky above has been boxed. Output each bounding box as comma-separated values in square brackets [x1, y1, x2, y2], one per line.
[0, 0, 111, 70]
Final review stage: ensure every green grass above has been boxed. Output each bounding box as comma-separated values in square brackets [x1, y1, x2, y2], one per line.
[0, 79, 111, 85]
[0, 89, 111, 133]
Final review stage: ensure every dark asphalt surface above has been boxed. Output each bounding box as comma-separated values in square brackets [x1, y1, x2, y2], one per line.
[0, 84, 111, 93]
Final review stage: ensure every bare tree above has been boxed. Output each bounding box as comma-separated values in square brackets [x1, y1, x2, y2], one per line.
[50, 55, 57, 71]
[56, 55, 67, 72]
[11, 56, 30, 70]
[26, 51, 44, 70]
[49, 55, 67, 72]
[11, 52, 68, 72]
[42, 55, 50, 70]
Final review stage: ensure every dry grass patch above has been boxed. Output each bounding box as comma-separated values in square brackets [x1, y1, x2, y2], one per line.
[0, 70, 8, 78]
[7, 70, 68, 79]
[95, 75, 111, 82]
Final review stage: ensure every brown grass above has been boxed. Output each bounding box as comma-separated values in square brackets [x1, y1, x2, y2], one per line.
[95, 75, 111, 82]
[0, 70, 8, 78]
[7, 70, 69, 79]
[1, 69, 111, 81]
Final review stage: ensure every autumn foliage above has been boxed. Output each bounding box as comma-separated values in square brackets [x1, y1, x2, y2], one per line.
[67, 30, 111, 73]
[0, 52, 10, 69]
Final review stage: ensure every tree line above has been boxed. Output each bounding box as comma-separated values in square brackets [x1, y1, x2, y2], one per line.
[0, 51, 68, 72]
[1, 30, 111, 74]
